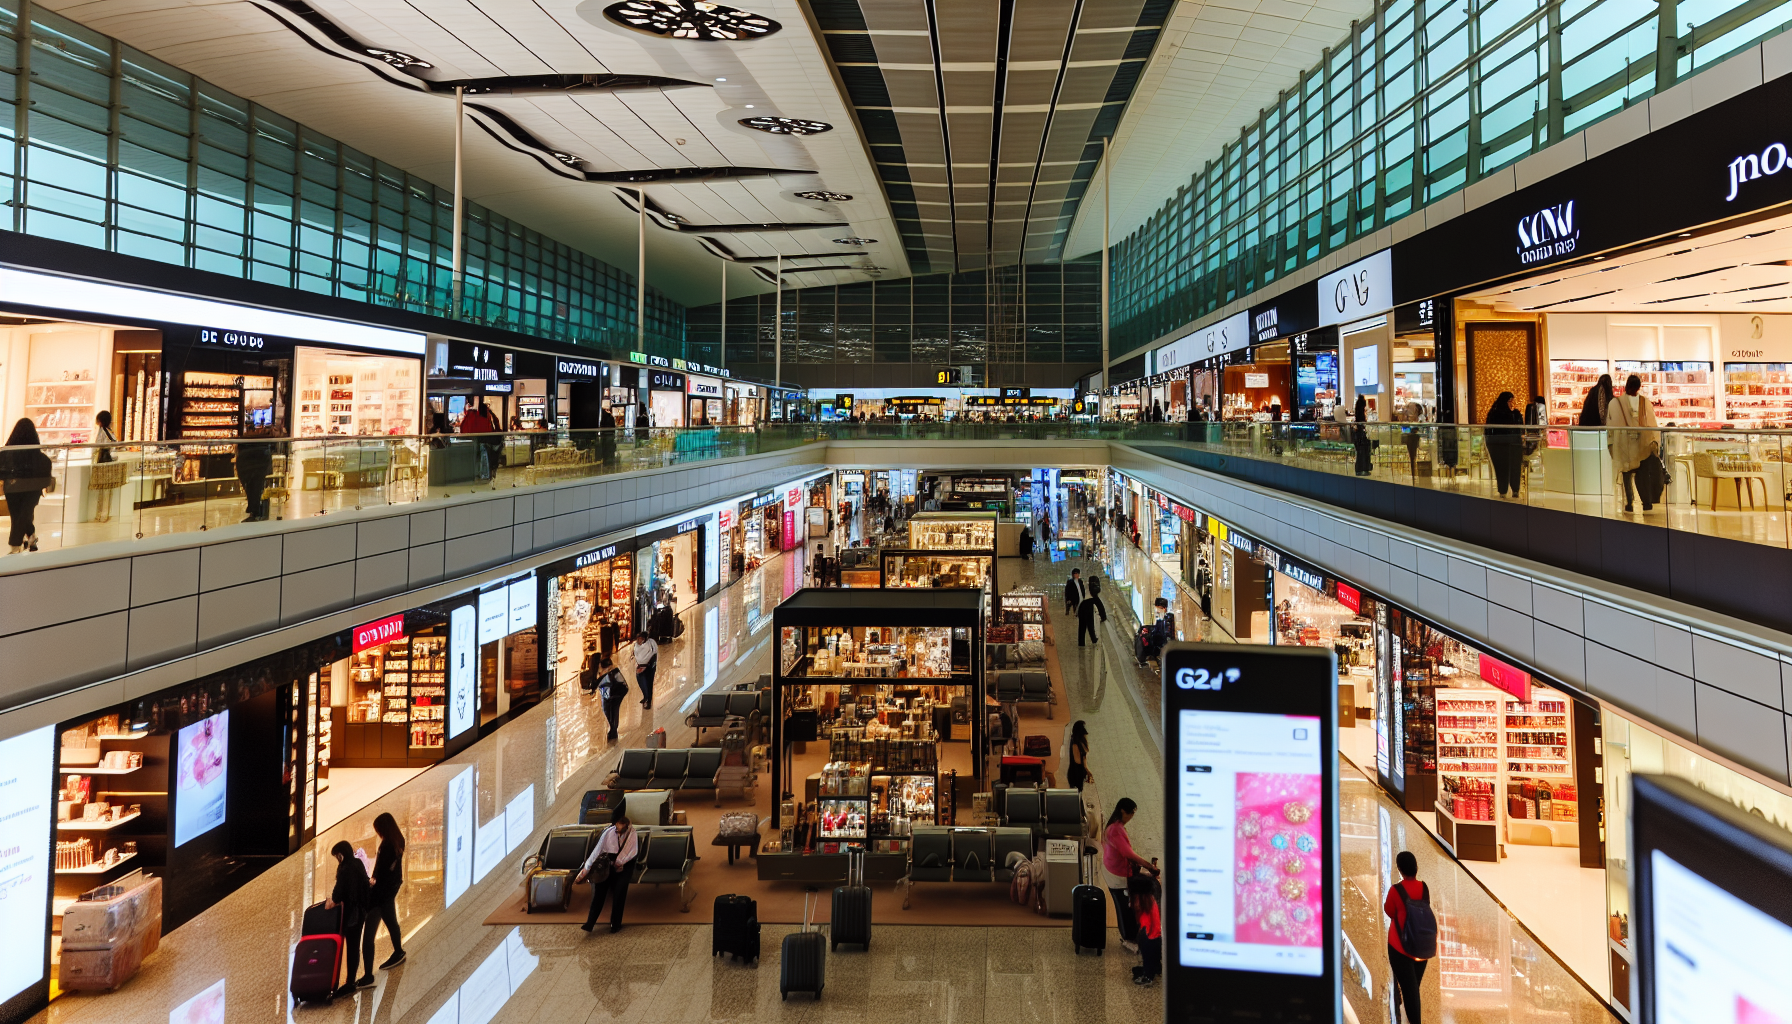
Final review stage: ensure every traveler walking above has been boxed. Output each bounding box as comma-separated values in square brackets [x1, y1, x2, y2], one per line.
[324, 840, 374, 995]
[1385, 850, 1436, 1024]
[1019, 525, 1035, 560]
[595, 653, 628, 740]
[632, 629, 659, 710]
[368, 812, 407, 969]
[1077, 588, 1107, 646]
[1066, 720, 1092, 791]
[0, 419, 54, 553]
[1103, 798, 1159, 953]
[577, 808, 640, 933]
[1608, 373, 1661, 513]
[1063, 567, 1085, 617]
[235, 426, 277, 522]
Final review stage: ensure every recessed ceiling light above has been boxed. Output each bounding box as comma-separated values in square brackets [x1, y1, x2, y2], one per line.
[744, 104, 754, 109]
[794, 190, 853, 202]
[740, 116, 832, 136]
[365, 48, 433, 69]
[1678, 232, 1692, 237]
[602, 0, 782, 40]
[716, 77, 727, 82]
[833, 237, 875, 245]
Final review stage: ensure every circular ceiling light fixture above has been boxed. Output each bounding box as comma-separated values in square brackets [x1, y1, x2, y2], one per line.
[603, 0, 781, 41]
[794, 190, 853, 202]
[551, 151, 583, 167]
[739, 116, 832, 136]
[365, 48, 433, 69]
[833, 237, 875, 245]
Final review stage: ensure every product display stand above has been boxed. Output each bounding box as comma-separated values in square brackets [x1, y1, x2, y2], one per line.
[765, 589, 984, 884]
[1433, 687, 1500, 862]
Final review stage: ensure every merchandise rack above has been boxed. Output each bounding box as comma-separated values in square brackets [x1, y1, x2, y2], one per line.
[1723, 362, 1792, 428]
[1547, 360, 1608, 426]
[1433, 688, 1501, 862]
[1502, 694, 1579, 848]
[1614, 360, 1719, 427]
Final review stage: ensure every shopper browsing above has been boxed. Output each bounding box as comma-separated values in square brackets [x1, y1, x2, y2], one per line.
[1607, 373, 1661, 513]
[632, 629, 659, 710]
[1385, 850, 1436, 1024]
[1102, 797, 1158, 953]
[577, 808, 639, 933]
[0, 418, 54, 553]
[1579, 373, 1614, 426]
[1484, 392, 1525, 499]
[324, 840, 375, 995]
[368, 812, 407, 969]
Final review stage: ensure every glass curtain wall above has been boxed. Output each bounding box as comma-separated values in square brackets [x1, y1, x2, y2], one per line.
[1108, 0, 1792, 354]
[0, 0, 687, 357]
[686, 260, 1101, 378]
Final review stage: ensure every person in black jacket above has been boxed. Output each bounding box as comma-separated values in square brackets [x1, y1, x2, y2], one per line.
[234, 426, 277, 522]
[1485, 391, 1525, 498]
[325, 840, 374, 994]
[367, 812, 407, 969]
[0, 418, 54, 553]
[1077, 578, 1108, 647]
[1351, 395, 1372, 476]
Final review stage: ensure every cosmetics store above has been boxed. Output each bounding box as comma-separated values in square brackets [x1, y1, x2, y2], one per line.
[543, 538, 639, 686]
[764, 589, 985, 880]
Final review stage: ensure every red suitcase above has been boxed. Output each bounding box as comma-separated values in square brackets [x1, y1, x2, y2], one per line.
[292, 901, 344, 1004]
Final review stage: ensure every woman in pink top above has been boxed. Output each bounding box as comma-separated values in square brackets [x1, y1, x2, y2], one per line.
[1102, 798, 1159, 952]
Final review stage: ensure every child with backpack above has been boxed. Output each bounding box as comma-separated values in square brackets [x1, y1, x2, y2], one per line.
[1385, 850, 1435, 1024]
[1129, 867, 1162, 985]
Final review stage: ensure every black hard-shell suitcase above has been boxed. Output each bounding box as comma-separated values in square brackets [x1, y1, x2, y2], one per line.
[712, 893, 761, 961]
[830, 844, 872, 951]
[292, 901, 346, 1004]
[780, 889, 826, 999]
[1072, 849, 1106, 955]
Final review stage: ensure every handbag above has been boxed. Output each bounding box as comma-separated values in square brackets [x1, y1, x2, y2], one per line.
[584, 850, 615, 886]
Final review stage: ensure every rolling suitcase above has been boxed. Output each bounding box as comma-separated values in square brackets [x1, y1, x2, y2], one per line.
[780, 889, 827, 1000]
[526, 868, 574, 913]
[1072, 848, 1107, 955]
[292, 901, 345, 1004]
[712, 893, 761, 961]
[830, 844, 872, 951]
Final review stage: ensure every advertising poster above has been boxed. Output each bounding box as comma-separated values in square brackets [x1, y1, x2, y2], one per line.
[444, 766, 472, 908]
[175, 710, 230, 847]
[504, 786, 534, 855]
[474, 816, 505, 885]
[0, 726, 53, 1006]
[449, 604, 476, 740]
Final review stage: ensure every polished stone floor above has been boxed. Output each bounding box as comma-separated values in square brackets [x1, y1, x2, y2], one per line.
[35, 496, 1619, 1024]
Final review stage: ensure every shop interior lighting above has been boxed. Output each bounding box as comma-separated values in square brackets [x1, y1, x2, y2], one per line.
[604, 0, 781, 40]
[0, 268, 425, 354]
[739, 116, 833, 135]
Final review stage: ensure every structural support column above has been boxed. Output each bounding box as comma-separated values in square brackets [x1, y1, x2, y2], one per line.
[1100, 136, 1111, 393]
[451, 86, 465, 318]
[636, 187, 647, 353]
[719, 259, 727, 370]
[774, 255, 783, 393]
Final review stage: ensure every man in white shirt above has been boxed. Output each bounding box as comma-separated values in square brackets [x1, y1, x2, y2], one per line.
[633, 630, 659, 709]
[576, 809, 640, 933]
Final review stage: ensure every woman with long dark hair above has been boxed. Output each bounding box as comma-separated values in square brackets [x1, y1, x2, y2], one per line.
[1351, 395, 1372, 476]
[0, 418, 53, 553]
[367, 811, 407, 968]
[1102, 797, 1159, 953]
[1485, 391, 1525, 498]
[1066, 721, 1092, 791]
[1579, 373, 1614, 427]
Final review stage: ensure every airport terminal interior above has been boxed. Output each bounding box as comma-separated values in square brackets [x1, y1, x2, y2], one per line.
[4, 0, 1792, 1022]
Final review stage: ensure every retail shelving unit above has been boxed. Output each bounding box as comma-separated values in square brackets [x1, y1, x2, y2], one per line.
[1615, 360, 1718, 426]
[1502, 694, 1579, 848]
[1547, 359, 1608, 425]
[1433, 688, 1501, 862]
[1723, 362, 1792, 428]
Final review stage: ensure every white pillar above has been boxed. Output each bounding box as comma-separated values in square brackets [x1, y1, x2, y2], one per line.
[774, 254, 783, 392]
[1100, 136, 1111, 392]
[451, 86, 465, 318]
[636, 187, 647, 352]
[719, 259, 727, 370]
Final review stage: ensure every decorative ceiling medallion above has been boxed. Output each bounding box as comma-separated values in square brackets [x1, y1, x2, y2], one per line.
[739, 116, 832, 136]
[603, 0, 781, 41]
[551, 151, 583, 167]
[833, 237, 875, 245]
[364, 48, 432, 69]
[794, 190, 853, 202]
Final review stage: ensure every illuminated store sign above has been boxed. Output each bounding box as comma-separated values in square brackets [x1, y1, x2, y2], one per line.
[1318, 250, 1393, 326]
[1516, 200, 1579, 264]
[574, 543, 619, 568]
[353, 614, 406, 653]
[1725, 142, 1789, 202]
[197, 327, 265, 349]
[556, 358, 600, 378]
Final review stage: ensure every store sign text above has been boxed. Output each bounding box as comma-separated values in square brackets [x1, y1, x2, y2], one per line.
[1317, 250, 1393, 327]
[1516, 201, 1578, 264]
[574, 544, 619, 568]
[1477, 652, 1531, 703]
[787, 486, 802, 508]
[198, 328, 265, 349]
[751, 491, 783, 510]
[353, 614, 406, 653]
[647, 355, 671, 368]
[1726, 142, 1790, 202]
[1335, 582, 1361, 613]
[557, 359, 600, 378]
[675, 517, 703, 534]
[1254, 307, 1279, 342]
[688, 378, 722, 397]
[650, 371, 685, 390]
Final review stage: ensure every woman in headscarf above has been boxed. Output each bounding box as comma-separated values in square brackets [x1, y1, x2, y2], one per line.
[1484, 392, 1525, 498]
[1578, 374, 1614, 427]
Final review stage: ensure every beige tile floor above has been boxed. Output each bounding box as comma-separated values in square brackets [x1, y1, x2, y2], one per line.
[35, 501, 1619, 1024]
